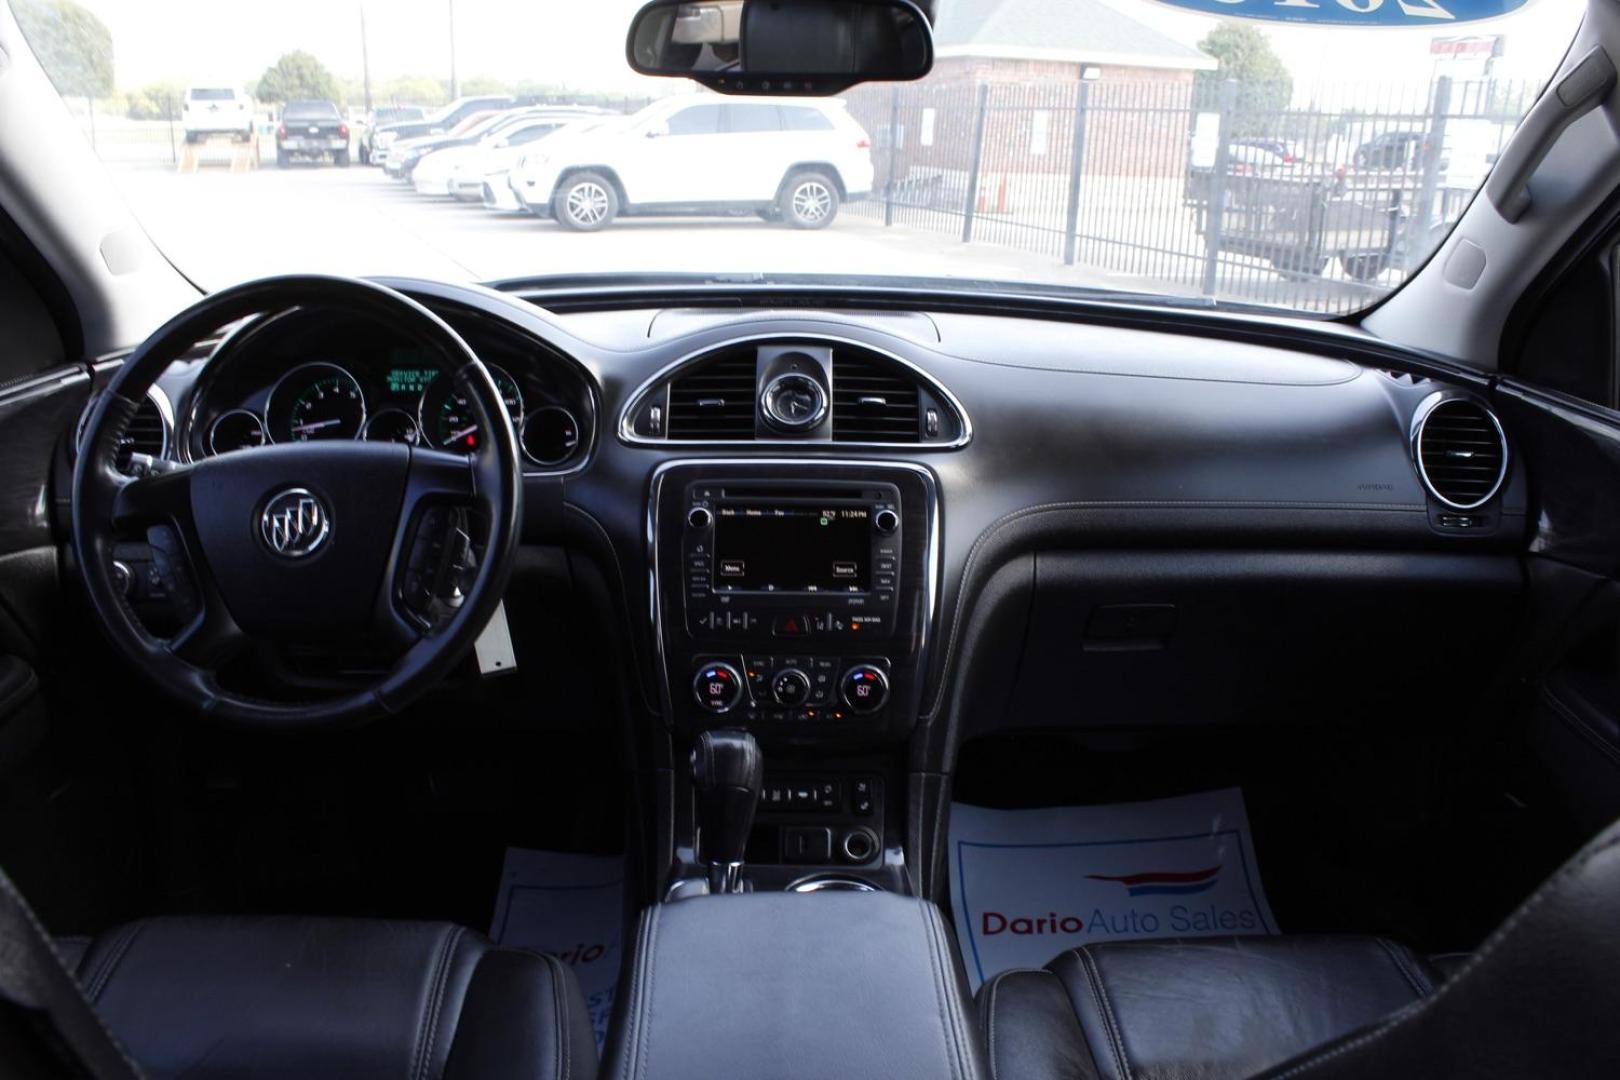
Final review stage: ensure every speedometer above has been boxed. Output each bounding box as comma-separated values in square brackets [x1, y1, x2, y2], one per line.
[267, 362, 366, 443]
[417, 365, 522, 451]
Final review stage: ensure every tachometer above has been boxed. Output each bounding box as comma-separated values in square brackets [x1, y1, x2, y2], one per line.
[417, 365, 522, 451]
[268, 362, 366, 443]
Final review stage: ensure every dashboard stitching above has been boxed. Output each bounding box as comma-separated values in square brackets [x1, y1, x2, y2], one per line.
[928, 498, 1430, 718]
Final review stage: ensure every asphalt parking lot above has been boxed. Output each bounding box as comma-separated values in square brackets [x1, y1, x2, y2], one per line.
[112, 162, 1379, 310]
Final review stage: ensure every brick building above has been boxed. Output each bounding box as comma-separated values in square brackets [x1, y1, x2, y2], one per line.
[846, 0, 1215, 193]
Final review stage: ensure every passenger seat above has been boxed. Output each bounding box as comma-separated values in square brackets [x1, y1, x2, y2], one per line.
[977, 817, 1620, 1078]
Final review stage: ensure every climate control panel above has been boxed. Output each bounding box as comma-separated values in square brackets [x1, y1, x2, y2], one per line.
[691, 654, 892, 723]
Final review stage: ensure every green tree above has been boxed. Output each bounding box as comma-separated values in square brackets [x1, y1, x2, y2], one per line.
[255, 51, 341, 106]
[123, 80, 185, 120]
[358, 75, 446, 108]
[11, 0, 113, 100]
[460, 75, 512, 96]
[1196, 21, 1292, 135]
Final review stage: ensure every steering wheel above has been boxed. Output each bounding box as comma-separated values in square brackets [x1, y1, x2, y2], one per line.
[71, 275, 523, 727]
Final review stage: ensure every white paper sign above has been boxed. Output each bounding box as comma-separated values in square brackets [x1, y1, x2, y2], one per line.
[491, 849, 625, 1048]
[949, 788, 1277, 991]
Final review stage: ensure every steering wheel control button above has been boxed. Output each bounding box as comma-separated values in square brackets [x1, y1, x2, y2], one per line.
[873, 508, 900, 535]
[771, 667, 813, 707]
[760, 372, 828, 432]
[259, 487, 331, 558]
[693, 661, 745, 713]
[839, 664, 890, 715]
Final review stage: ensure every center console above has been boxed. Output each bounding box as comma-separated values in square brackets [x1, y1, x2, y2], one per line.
[604, 891, 987, 1080]
[651, 460, 938, 887]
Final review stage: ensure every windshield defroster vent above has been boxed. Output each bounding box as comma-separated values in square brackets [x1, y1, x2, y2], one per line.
[1413, 397, 1507, 509]
[666, 350, 758, 440]
[832, 351, 920, 443]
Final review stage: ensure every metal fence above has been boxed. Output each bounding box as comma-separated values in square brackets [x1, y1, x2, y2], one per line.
[844, 76, 1538, 315]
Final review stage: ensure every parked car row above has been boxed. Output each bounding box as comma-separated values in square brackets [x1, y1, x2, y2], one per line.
[372, 94, 876, 231]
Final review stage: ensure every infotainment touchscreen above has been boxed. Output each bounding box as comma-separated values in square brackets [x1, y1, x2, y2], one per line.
[713, 504, 871, 593]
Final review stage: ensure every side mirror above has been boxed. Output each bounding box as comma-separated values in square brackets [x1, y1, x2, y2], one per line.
[627, 0, 932, 95]
[646, 121, 670, 138]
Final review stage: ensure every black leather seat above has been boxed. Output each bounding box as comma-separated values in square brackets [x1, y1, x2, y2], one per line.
[978, 817, 1620, 1079]
[978, 935, 1444, 1080]
[53, 915, 597, 1080]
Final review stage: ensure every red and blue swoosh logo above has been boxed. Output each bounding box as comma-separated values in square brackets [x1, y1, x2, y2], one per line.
[1086, 865, 1221, 897]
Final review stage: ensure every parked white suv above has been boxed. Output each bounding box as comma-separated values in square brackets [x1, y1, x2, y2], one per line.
[181, 87, 254, 143]
[506, 95, 873, 230]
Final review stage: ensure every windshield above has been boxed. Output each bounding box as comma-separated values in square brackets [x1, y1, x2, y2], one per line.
[15, 0, 1586, 315]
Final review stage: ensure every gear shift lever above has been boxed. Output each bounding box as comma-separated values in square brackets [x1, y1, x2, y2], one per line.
[690, 729, 763, 894]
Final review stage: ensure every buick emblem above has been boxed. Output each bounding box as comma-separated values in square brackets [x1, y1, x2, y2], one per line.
[260, 488, 330, 558]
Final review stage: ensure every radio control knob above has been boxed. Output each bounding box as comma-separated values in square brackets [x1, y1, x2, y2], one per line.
[688, 506, 713, 530]
[771, 667, 812, 707]
[873, 509, 900, 535]
[693, 661, 745, 714]
[840, 665, 890, 715]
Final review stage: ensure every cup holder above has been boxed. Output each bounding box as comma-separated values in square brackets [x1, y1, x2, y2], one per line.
[787, 873, 883, 893]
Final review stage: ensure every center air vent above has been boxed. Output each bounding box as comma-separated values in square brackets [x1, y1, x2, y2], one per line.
[666, 350, 758, 440]
[1414, 397, 1507, 509]
[623, 337, 967, 446]
[832, 351, 920, 443]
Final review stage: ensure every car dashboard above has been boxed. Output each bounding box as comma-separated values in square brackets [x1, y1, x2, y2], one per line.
[70, 277, 1529, 890]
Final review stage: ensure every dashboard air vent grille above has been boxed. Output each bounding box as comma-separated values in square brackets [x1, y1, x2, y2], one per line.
[116, 393, 168, 470]
[667, 351, 758, 439]
[1415, 399, 1506, 509]
[832, 351, 920, 443]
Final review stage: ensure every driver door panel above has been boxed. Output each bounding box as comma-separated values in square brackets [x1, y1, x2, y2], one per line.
[0, 367, 89, 779]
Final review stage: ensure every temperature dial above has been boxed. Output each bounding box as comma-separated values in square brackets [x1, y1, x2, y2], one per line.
[839, 665, 890, 715]
[693, 661, 744, 714]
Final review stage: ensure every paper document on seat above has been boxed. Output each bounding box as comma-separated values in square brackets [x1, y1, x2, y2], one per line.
[491, 849, 624, 1049]
[949, 788, 1277, 992]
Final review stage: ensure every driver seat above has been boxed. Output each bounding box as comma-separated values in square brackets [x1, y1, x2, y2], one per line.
[0, 870, 597, 1080]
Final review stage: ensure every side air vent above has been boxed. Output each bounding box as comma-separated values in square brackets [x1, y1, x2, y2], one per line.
[666, 350, 758, 440]
[1414, 398, 1507, 509]
[119, 394, 168, 465]
[832, 351, 920, 443]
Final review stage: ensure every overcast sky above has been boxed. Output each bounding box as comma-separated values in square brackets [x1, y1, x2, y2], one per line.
[74, 0, 1587, 98]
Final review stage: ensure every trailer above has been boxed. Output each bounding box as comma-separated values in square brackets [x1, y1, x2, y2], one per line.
[1184, 167, 1443, 282]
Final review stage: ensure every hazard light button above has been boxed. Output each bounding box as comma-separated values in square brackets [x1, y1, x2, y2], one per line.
[773, 614, 813, 637]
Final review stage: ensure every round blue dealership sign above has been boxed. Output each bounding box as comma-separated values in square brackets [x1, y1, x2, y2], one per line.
[1141, 0, 1530, 27]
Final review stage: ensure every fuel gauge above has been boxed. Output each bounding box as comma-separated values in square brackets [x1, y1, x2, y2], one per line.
[208, 409, 267, 455]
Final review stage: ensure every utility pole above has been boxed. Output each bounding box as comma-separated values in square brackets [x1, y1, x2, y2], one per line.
[448, 0, 459, 100]
[360, 4, 373, 112]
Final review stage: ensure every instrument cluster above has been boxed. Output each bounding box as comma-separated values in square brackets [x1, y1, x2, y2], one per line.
[182, 304, 593, 470]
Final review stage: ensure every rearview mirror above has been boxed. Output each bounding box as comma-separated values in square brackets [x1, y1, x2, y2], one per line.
[627, 0, 933, 95]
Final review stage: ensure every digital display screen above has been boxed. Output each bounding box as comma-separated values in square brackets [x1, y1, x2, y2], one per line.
[386, 366, 440, 395]
[713, 504, 871, 593]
